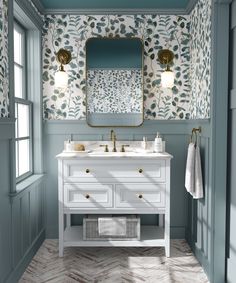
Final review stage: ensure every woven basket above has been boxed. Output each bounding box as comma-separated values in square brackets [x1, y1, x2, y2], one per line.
[83, 215, 140, 241]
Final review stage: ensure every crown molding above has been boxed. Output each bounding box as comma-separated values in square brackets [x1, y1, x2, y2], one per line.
[213, 0, 232, 3]
[15, 0, 44, 28]
[43, 8, 188, 15]
[31, 0, 45, 14]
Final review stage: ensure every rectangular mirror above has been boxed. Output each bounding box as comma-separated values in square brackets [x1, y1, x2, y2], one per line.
[86, 37, 143, 127]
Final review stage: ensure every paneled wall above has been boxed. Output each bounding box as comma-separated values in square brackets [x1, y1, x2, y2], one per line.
[0, 122, 45, 283]
[43, 119, 210, 239]
[0, 0, 45, 282]
[227, 0, 236, 281]
[186, 128, 212, 276]
[0, 123, 13, 283]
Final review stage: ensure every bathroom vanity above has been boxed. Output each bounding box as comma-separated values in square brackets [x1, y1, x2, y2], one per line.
[56, 147, 172, 257]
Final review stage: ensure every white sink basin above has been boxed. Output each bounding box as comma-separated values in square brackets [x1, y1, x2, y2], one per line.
[88, 151, 137, 157]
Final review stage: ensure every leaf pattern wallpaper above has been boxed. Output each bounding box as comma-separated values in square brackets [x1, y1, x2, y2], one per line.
[0, 0, 212, 121]
[189, 0, 211, 119]
[42, 14, 192, 120]
[0, 0, 9, 118]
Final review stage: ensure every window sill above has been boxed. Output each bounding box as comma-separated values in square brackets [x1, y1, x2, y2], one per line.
[10, 174, 44, 198]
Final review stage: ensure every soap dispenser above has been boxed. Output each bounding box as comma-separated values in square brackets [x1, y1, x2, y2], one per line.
[141, 136, 147, 150]
[154, 132, 163, 153]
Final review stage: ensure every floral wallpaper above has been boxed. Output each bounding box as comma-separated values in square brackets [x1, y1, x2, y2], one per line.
[0, 0, 212, 121]
[0, 0, 9, 118]
[42, 14, 192, 120]
[189, 0, 211, 119]
[87, 69, 142, 113]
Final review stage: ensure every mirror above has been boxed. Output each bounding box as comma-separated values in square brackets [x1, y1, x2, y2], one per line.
[86, 37, 143, 127]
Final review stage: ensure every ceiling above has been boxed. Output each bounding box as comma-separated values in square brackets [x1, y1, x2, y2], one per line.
[38, 0, 191, 11]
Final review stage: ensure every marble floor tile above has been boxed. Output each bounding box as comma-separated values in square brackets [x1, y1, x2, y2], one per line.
[19, 239, 209, 283]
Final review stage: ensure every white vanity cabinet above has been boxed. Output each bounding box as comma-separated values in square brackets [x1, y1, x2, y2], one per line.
[56, 152, 172, 257]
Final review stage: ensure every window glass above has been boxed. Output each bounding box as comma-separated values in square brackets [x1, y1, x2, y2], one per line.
[17, 103, 29, 138]
[14, 22, 32, 181]
[14, 29, 22, 65]
[18, 139, 30, 176]
[15, 142, 19, 178]
[14, 65, 23, 98]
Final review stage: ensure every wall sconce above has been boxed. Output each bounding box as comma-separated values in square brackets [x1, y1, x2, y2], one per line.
[55, 48, 72, 89]
[158, 49, 174, 88]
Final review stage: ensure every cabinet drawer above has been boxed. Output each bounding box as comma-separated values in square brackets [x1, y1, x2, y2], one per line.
[115, 183, 166, 208]
[64, 184, 113, 208]
[63, 160, 166, 182]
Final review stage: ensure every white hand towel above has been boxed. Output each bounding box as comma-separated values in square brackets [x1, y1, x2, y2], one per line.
[98, 217, 127, 236]
[193, 145, 204, 199]
[185, 143, 196, 194]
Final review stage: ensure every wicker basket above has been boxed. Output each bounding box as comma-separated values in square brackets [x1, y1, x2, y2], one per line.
[83, 215, 140, 241]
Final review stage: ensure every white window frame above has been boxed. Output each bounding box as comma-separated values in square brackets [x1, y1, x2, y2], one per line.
[14, 21, 33, 183]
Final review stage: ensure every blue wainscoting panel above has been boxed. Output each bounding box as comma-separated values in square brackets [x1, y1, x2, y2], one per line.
[43, 120, 210, 240]
[0, 121, 46, 283]
[0, 138, 12, 283]
[186, 128, 212, 278]
[227, 111, 236, 283]
[227, 0, 236, 281]
[7, 177, 45, 283]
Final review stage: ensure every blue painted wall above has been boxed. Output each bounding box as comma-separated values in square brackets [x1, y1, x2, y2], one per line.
[0, 122, 45, 283]
[43, 119, 210, 240]
[227, 1, 236, 282]
[0, 0, 231, 282]
[0, 0, 46, 282]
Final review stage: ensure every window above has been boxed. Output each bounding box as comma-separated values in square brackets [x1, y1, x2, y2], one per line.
[14, 22, 33, 181]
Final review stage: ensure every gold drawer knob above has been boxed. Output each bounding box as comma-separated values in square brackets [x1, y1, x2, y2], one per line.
[138, 194, 143, 199]
[85, 169, 90, 173]
[138, 169, 143, 173]
[85, 194, 90, 199]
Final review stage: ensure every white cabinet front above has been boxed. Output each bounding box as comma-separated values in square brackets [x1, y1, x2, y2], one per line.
[64, 183, 113, 208]
[115, 183, 166, 208]
[63, 160, 166, 183]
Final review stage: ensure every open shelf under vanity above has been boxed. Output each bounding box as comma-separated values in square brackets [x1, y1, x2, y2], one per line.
[64, 225, 165, 247]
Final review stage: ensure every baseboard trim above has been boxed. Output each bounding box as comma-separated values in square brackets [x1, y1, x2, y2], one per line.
[6, 229, 45, 283]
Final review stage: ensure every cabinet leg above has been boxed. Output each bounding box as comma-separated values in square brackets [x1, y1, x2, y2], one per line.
[165, 240, 170, 257]
[159, 214, 164, 227]
[66, 214, 71, 228]
[59, 244, 64, 257]
[164, 215, 170, 257]
[58, 211, 64, 257]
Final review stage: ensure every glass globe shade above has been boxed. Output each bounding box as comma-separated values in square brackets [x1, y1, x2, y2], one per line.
[161, 70, 174, 88]
[55, 70, 68, 89]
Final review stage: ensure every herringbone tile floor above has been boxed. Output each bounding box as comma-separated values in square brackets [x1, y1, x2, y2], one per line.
[19, 239, 208, 283]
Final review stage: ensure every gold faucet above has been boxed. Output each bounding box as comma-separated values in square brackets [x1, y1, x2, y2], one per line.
[110, 130, 117, 152]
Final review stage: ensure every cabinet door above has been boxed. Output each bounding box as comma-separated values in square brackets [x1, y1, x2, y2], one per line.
[64, 183, 113, 208]
[115, 183, 166, 208]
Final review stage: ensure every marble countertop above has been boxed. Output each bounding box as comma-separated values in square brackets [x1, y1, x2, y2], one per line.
[56, 150, 173, 159]
[56, 141, 173, 159]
